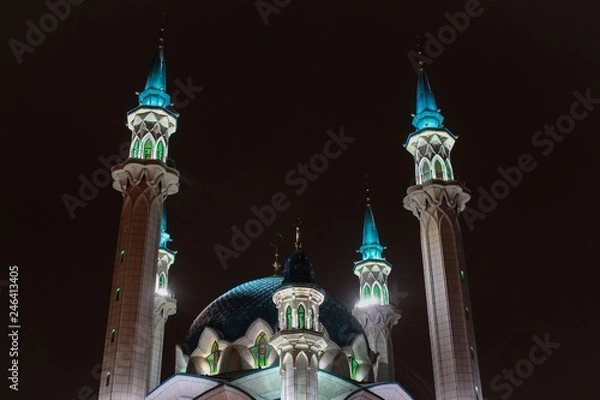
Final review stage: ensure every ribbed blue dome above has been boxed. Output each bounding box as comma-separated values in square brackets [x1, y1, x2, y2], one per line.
[186, 276, 366, 351]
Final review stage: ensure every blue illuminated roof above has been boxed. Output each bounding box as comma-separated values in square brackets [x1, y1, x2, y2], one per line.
[359, 205, 384, 260]
[186, 276, 367, 350]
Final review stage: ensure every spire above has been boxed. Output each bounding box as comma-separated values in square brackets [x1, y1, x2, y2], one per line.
[159, 206, 172, 250]
[411, 64, 444, 131]
[283, 219, 315, 284]
[138, 22, 171, 108]
[294, 217, 303, 251]
[359, 204, 384, 260]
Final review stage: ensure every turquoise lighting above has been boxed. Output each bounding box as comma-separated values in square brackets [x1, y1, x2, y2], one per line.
[159, 206, 172, 249]
[359, 205, 384, 260]
[411, 69, 444, 131]
[138, 45, 171, 108]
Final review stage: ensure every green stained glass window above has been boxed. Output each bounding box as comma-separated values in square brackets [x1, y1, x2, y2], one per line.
[460, 270, 466, 282]
[131, 139, 140, 158]
[434, 158, 444, 179]
[207, 341, 220, 373]
[363, 284, 371, 300]
[286, 306, 292, 329]
[119, 250, 125, 263]
[383, 284, 389, 304]
[110, 329, 116, 343]
[350, 351, 360, 379]
[421, 160, 432, 182]
[158, 273, 166, 289]
[157, 141, 165, 161]
[308, 309, 314, 330]
[249, 332, 271, 368]
[298, 304, 305, 329]
[143, 138, 153, 159]
[115, 288, 121, 301]
[373, 284, 381, 303]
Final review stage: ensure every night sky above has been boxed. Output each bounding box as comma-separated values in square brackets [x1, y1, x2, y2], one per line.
[4, 0, 600, 399]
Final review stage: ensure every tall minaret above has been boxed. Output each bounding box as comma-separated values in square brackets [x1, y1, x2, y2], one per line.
[148, 207, 177, 391]
[352, 185, 401, 382]
[99, 29, 180, 400]
[403, 66, 483, 399]
[271, 224, 327, 400]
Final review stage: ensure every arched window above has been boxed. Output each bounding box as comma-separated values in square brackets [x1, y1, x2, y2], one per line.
[158, 273, 166, 289]
[286, 306, 292, 329]
[445, 159, 454, 180]
[131, 139, 140, 158]
[298, 304, 306, 329]
[119, 250, 125, 263]
[363, 284, 371, 300]
[115, 288, 121, 301]
[143, 138, 153, 159]
[250, 332, 271, 368]
[383, 284, 389, 304]
[349, 351, 360, 380]
[110, 329, 116, 343]
[207, 341, 220, 373]
[308, 309, 314, 330]
[105, 372, 111, 387]
[433, 157, 444, 179]
[420, 159, 432, 182]
[156, 140, 165, 161]
[373, 283, 381, 304]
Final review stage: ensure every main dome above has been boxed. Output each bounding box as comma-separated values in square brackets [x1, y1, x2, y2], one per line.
[185, 276, 366, 351]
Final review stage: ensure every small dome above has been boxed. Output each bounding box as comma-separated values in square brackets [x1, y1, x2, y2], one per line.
[282, 250, 314, 284]
[186, 276, 366, 352]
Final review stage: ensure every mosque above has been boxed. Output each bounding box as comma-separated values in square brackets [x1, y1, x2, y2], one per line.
[96, 32, 483, 400]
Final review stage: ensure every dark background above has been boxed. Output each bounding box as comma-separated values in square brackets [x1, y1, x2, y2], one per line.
[3, 0, 600, 399]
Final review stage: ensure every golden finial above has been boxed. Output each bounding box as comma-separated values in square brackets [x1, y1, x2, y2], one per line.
[294, 218, 303, 251]
[365, 174, 371, 205]
[270, 233, 283, 275]
[158, 12, 169, 48]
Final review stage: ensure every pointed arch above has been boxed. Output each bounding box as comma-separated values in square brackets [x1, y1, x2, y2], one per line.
[142, 135, 154, 159]
[156, 138, 166, 161]
[308, 308, 314, 330]
[383, 284, 389, 304]
[285, 306, 293, 329]
[373, 282, 382, 304]
[432, 155, 445, 179]
[249, 331, 271, 368]
[298, 304, 306, 329]
[419, 158, 432, 183]
[206, 341, 220, 374]
[131, 137, 140, 158]
[363, 284, 371, 300]
[445, 159, 454, 180]
[158, 272, 166, 289]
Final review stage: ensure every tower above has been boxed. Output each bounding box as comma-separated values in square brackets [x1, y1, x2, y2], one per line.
[352, 189, 401, 382]
[403, 67, 483, 399]
[148, 207, 177, 391]
[99, 31, 180, 400]
[270, 225, 327, 400]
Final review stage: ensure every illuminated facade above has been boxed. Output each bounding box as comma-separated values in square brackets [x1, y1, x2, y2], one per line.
[403, 67, 483, 399]
[97, 38, 483, 400]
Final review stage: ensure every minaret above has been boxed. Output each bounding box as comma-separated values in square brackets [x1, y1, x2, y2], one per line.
[99, 28, 180, 400]
[352, 183, 401, 382]
[270, 223, 327, 400]
[403, 66, 483, 399]
[148, 207, 177, 391]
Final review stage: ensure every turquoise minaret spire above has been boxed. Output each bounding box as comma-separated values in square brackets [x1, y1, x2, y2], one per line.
[138, 29, 171, 108]
[411, 66, 444, 131]
[359, 203, 384, 260]
[353, 181, 401, 382]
